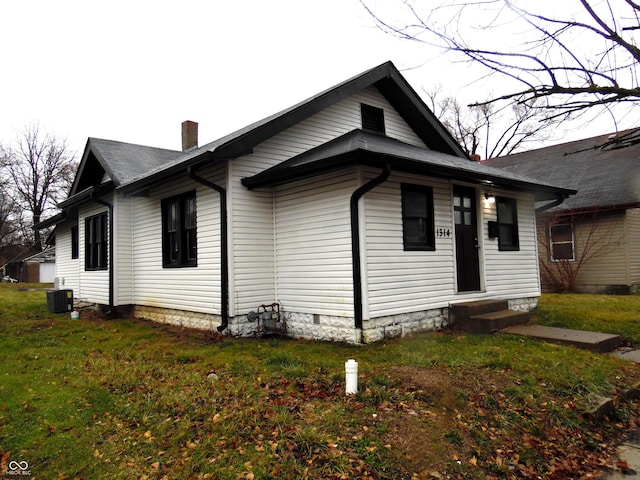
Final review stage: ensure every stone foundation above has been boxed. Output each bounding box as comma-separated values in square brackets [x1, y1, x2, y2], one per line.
[507, 297, 538, 312]
[133, 297, 538, 344]
[134, 305, 223, 332]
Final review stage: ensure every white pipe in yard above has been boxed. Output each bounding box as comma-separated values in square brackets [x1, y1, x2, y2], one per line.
[345, 358, 358, 395]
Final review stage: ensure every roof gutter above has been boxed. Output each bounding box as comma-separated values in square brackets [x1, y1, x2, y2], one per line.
[187, 167, 229, 333]
[351, 163, 391, 335]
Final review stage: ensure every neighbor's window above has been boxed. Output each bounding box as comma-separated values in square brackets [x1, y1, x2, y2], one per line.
[361, 104, 385, 134]
[71, 225, 79, 259]
[401, 184, 435, 251]
[85, 213, 108, 270]
[549, 223, 575, 261]
[162, 191, 197, 267]
[496, 197, 519, 251]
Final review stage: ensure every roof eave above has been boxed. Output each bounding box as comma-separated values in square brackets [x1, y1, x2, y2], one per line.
[242, 148, 576, 201]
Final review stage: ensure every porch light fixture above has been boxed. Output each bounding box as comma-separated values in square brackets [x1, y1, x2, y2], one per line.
[484, 193, 496, 204]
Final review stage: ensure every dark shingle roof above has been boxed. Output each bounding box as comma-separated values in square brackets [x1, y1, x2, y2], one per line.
[87, 138, 183, 186]
[119, 61, 467, 195]
[484, 130, 640, 212]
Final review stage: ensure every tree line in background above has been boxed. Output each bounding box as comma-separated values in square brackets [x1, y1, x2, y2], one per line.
[0, 123, 77, 252]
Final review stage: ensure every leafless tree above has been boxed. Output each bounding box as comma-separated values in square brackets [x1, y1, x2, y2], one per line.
[1, 123, 76, 249]
[361, 0, 640, 121]
[424, 85, 555, 158]
[0, 149, 21, 248]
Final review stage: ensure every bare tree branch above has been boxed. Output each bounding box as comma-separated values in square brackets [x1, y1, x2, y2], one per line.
[361, 0, 640, 119]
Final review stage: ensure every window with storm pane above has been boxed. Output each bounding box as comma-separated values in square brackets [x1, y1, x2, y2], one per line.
[161, 191, 197, 267]
[496, 196, 519, 251]
[401, 184, 435, 251]
[550, 223, 574, 261]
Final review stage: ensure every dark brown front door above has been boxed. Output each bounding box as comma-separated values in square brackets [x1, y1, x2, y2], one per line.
[453, 186, 480, 292]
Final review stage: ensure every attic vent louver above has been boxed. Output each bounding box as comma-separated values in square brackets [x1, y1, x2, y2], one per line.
[361, 104, 385, 134]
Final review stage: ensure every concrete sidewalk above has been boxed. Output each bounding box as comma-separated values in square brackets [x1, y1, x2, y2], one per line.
[600, 432, 640, 479]
[501, 324, 624, 353]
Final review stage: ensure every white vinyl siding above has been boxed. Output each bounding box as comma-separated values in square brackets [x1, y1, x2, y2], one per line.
[364, 172, 455, 318]
[130, 165, 224, 314]
[54, 220, 80, 292]
[229, 86, 428, 315]
[274, 169, 357, 317]
[482, 190, 541, 299]
[114, 194, 133, 305]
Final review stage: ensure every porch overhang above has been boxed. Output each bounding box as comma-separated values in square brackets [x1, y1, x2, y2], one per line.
[241, 130, 576, 202]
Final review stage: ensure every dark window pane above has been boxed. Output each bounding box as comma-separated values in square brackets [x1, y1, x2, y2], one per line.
[551, 224, 572, 242]
[552, 243, 573, 260]
[402, 184, 434, 250]
[497, 197, 519, 251]
[162, 191, 197, 267]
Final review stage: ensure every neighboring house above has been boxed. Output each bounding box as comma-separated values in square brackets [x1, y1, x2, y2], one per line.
[484, 130, 640, 294]
[0, 245, 40, 282]
[37, 61, 574, 343]
[23, 247, 56, 283]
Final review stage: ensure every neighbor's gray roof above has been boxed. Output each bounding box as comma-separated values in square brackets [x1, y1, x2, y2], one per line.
[484, 130, 640, 212]
[242, 129, 576, 202]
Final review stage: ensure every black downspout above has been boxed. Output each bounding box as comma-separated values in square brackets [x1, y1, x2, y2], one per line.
[93, 197, 114, 312]
[535, 194, 568, 214]
[350, 163, 391, 332]
[187, 167, 229, 332]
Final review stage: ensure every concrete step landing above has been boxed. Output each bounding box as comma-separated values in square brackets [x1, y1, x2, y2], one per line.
[501, 324, 625, 353]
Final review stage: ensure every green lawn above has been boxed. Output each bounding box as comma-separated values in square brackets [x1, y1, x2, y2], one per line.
[535, 294, 640, 343]
[1, 284, 640, 479]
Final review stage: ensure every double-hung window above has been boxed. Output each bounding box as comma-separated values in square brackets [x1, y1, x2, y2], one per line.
[71, 225, 79, 259]
[162, 191, 197, 267]
[401, 184, 435, 251]
[496, 197, 519, 251]
[85, 213, 108, 270]
[549, 223, 575, 261]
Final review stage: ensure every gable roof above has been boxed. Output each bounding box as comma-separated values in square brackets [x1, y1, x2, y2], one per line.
[484, 129, 640, 212]
[242, 129, 576, 201]
[119, 61, 467, 195]
[70, 138, 183, 194]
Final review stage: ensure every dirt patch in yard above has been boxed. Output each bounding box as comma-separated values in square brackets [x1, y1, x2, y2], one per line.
[378, 365, 511, 476]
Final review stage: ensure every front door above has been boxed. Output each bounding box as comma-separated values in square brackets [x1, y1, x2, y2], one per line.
[453, 186, 480, 292]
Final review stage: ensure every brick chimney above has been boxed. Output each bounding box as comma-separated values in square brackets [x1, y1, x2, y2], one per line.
[181, 120, 198, 151]
[470, 153, 482, 162]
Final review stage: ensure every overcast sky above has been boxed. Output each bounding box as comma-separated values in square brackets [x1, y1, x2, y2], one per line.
[1, 0, 634, 157]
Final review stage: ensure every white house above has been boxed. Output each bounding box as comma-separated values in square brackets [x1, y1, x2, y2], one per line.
[38, 62, 574, 343]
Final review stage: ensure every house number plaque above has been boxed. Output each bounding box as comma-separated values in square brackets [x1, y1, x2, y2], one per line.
[436, 228, 451, 238]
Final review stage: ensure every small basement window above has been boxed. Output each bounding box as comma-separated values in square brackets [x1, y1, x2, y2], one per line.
[361, 104, 385, 134]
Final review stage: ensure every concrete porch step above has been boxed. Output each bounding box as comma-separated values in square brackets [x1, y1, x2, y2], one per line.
[450, 299, 509, 320]
[501, 324, 625, 353]
[466, 309, 530, 334]
[450, 299, 529, 333]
